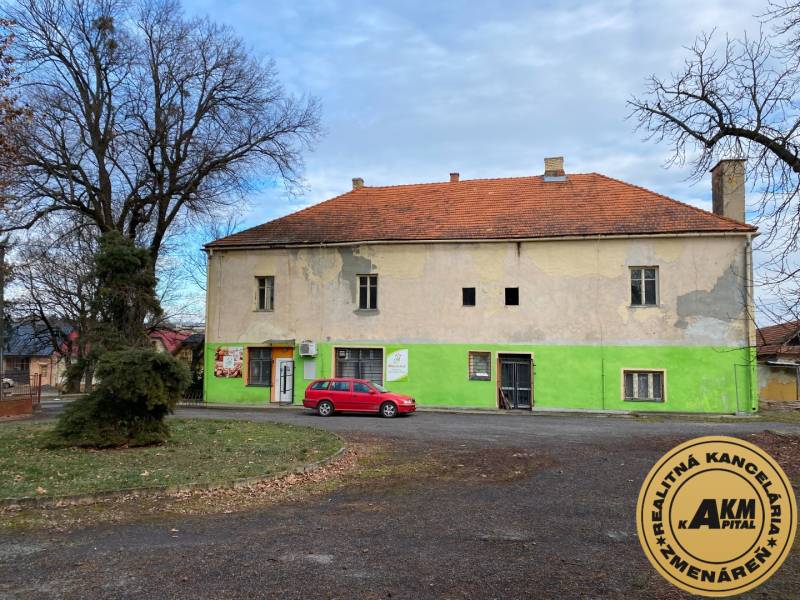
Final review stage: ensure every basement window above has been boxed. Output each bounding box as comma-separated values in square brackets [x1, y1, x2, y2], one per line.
[469, 351, 492, 381]
[255, 276, 275, 311]
[358, 274, 378, 310]
[630, 267, 658, 306]
[623, 370, 665, 402]
[462, 287, 476, 306]
[505, 287, 519, 306]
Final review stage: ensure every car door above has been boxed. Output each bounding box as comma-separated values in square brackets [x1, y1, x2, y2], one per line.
[328, 380, 353, 410]
[352, 381, 376, 412]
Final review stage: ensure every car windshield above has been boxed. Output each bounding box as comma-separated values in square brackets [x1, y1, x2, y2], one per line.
[372, 383, 388, 392]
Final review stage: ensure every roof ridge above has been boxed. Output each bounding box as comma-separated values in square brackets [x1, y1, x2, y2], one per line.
[591, 173, 755, 231]
[359, 173, 595, 189]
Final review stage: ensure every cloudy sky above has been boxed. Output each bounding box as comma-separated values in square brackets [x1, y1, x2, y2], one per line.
[183, 0, 766, 226]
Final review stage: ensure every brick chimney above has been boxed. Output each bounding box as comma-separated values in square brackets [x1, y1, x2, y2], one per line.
[711, 160, 745, 222]
[352, 177, 364, 190]
[450, 172, 460, 183]
[543, 156, 566, 181]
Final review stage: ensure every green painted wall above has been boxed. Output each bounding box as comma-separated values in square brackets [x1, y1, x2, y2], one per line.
[204, 342, 757, 414]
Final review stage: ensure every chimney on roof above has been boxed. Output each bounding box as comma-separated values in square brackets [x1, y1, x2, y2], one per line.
[450, 172, 460, 183]
[543, 156, 566, 182]
[352, 177, 364, 190]
[711, 159, 745, 222]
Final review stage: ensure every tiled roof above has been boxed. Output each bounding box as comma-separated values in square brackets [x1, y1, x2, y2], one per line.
[757, 321, 800, 359]
[208, 173, 755, 248]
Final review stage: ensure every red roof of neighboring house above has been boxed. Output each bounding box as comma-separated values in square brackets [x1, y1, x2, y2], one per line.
[149, 330, 191, 354]
[756, 321, 800, 359]
[208, 173, 755, 248]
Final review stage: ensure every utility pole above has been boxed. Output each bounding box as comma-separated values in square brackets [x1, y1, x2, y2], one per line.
[0, 242, 5, 402]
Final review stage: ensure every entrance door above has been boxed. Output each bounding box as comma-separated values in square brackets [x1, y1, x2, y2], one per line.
[499, 355, 532, 409]
[275, 359, 294, 403]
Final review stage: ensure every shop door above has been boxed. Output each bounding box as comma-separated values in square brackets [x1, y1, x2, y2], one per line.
[499, 355, 532, 409]
[275, 358, 294, 403]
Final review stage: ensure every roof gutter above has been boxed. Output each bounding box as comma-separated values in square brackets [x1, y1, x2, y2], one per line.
[205, 230, 759, 252]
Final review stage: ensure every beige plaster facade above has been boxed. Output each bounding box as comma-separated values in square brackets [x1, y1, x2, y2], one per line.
[206, 234, 753, 349]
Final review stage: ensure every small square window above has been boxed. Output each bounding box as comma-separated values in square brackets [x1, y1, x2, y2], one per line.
[462, 287, 476, 306]
[630, 267, 658, 306]
[358, 274, 378, 310]
[623, 370, 665, 402]
[469, 351, 491, 380]
[505, 287, 519, 306]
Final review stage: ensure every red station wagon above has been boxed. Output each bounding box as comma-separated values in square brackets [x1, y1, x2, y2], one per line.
[303, 378, 416, 418]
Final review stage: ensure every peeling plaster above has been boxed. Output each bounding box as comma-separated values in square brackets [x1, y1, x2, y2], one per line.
[676, 266, 742, 328]
[337, 246, 375, 303]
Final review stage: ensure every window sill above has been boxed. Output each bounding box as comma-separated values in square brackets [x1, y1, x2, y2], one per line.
[253, 309, 274, 313]
[246, 384, 272, 388]
[624, 398, 665, 403]
[354, 309, 380, 315]
[628, 304, 660, 309]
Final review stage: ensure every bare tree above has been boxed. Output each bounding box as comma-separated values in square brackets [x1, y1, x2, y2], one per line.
[0, 18, 29, 198]
[629, 5, 800, 323]
[0, 0, 320, 264]
[12, 224, 99, 391]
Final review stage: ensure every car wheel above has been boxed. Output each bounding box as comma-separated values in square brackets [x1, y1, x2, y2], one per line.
[380, 402, 398, 418]
[317, 400, 334, 417]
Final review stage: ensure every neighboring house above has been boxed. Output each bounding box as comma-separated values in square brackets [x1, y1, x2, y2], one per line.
[149, 329, 191, 354]
[1, 320, 71, 388]
[756, 321, 800, 406]
[175, 332, 205, 374]
[203, 157, 758, 413]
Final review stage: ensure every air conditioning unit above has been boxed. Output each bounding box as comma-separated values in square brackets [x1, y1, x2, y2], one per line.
[299, 340, 317, 357]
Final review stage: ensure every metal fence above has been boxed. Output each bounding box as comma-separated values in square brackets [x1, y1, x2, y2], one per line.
[0, 370, 42, 407]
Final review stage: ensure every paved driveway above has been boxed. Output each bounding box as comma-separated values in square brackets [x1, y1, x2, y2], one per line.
[2, 408, 799, 599]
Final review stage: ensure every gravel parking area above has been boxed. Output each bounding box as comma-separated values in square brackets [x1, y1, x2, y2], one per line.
[1, 408, 799, 599]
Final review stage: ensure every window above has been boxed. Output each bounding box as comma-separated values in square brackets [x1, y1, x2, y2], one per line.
[630, 268, 657, 306]
[353, 382, 372, 393]
[358, 274, 378, 310]
[310, 380, 330, 390]
[505, 287, 519, 306]
[624, 370, 665, 402]
[462, 287, 476, 306]
[248, 347, 272, 386]
[469, 351, 491, 381]
[335, 347, 384, 384]
[330, 381, 351, 392]
[255, 276, 275, 311]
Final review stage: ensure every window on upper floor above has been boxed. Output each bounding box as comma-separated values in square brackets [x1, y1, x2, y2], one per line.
[623, 370, 665, 402]
[462, 287, 476, 306]
[255, 276, 275, 311]
[505, 287, 519, 306]
[358, 274, 378, 310]
[630, 267, 658, 306]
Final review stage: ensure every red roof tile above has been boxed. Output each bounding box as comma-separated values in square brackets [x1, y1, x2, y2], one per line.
[757, 321, 800, 359]
[208, 173, 755, 248]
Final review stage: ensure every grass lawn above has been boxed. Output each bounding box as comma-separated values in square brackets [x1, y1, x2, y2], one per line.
[0, 418, 342, 499]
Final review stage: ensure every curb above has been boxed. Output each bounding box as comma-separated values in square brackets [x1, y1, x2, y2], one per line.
[0, 440, 346, 510]
[176, 403, 761, 420]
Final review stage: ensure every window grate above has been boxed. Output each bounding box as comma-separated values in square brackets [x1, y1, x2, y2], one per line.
[335, 347, 384, 384]
[248, 347, 273, 386]
[623, 370, 664, 402]
[469, 351, 491, 380]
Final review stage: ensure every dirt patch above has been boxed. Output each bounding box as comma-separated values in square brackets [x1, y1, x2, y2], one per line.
[745, 430, 800, 480]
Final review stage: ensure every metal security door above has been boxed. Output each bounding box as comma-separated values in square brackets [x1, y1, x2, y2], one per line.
[499, 356, 532, 409]
[275, 359, 294, 404]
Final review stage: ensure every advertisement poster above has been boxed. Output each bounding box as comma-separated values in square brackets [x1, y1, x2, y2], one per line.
[214, 346, 243, 378]
[386, 349, 409, 382]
